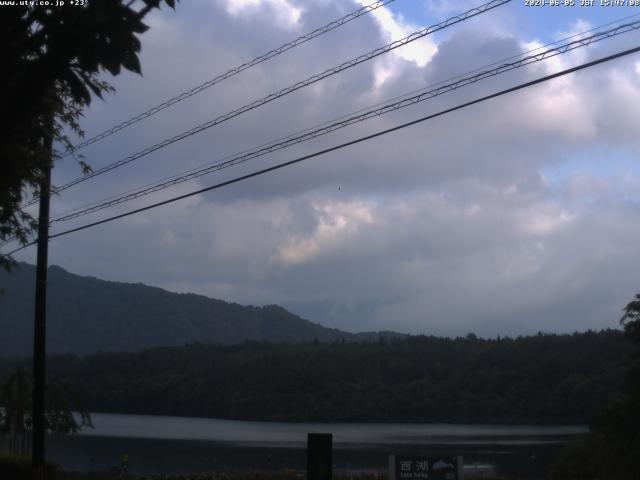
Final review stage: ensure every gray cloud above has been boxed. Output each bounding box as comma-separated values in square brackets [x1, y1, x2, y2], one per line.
[14, 0, 640, 337]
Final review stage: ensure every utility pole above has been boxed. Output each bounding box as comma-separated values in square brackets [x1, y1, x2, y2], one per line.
[32, 132, 52, 480]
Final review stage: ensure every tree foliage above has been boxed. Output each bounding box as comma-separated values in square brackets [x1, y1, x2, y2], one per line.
[0, 0, 178, 270]
[0, 368, 92, 455]
[621, 293, 640, 343]
[0, 330, 630, 425]
[552, 293, 640, 479]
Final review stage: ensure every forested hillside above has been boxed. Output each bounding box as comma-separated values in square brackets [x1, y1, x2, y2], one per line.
[0, 330, 630, 424]
[0, 263, 401, 356]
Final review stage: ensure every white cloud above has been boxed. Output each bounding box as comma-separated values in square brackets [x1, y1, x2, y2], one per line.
[14, 0, 640, 337]
[357, 0, 437, 68]
[520, 207, 574, 236]
[279, 199, 375, 266]
[222, 0, 302, 27]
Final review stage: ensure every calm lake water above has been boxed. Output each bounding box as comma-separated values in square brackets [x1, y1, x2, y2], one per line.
[47, 412, 588, 478]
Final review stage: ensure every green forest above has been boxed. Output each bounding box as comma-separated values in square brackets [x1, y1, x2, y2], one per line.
[0, 329, 631, 424]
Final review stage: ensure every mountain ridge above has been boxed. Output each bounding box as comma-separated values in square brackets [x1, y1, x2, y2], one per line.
[0, 262, 405, 357]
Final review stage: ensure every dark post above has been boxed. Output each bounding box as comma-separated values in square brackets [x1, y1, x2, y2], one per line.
[307, 433, 332, 480]
[32, 152, 52, 480]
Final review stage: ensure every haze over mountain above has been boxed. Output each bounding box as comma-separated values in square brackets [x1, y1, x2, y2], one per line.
[0, 263, 403, 357]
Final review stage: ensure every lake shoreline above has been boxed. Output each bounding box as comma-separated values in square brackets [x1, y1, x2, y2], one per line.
[44, 412, 583, 478]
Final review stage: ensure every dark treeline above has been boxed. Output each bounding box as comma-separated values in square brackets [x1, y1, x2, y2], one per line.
[0, 330, 631, 424]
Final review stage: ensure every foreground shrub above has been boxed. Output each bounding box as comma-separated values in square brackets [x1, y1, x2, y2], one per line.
[0, 451, 58, 480]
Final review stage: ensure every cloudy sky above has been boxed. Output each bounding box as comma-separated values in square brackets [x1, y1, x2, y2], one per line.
[11, 0, 640, 336]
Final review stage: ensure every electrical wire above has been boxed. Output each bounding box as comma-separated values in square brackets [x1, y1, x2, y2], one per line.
[5, 44, 639, 258]
[4, 11, 636, 250]
[47, 19, 640, 224]
[45, 11, 640, 224]
[22, 0, 511, 208]
[59, 0, 398, 157]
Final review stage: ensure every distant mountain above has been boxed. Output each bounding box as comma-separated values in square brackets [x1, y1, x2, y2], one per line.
[0, 263, 404, 357]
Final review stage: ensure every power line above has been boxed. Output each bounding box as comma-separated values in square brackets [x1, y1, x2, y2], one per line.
[4, 14, 637, 249]
[22, 0, 511, 208]
[48, 19, 640, 224]
[6, 44, 638, 257]
[59, 0, 398, 158]
[5, 14, 631, 252]
[46, 11, 640, 225]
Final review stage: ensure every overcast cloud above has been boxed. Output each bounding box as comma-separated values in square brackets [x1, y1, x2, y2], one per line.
[11, 0, 640, 336]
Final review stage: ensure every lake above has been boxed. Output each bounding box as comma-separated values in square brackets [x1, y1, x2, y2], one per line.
[46, 412, 587, 478]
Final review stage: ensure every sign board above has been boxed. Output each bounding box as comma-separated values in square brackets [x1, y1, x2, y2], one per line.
[389, 455, 462, 480]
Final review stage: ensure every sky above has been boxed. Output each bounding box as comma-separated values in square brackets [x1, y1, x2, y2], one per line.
[10, 0, 640, 337]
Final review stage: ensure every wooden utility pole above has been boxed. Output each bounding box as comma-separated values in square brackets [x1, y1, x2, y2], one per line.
[32, 136, 52, 480]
